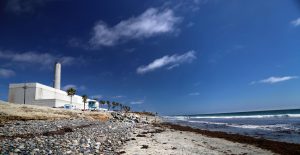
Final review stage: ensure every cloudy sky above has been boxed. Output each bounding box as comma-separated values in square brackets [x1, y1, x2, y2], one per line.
[1, 0, 300, 115]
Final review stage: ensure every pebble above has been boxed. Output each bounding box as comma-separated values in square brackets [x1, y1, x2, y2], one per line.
[18, 144, 25, 149]
[0, 112, 143, 154]
[72, 140, 79, 145]
[66, 150, 72, 154]
[14, 148, 20, 153]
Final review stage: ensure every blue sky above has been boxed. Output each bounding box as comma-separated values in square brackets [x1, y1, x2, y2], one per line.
[1, 0, 300, 115]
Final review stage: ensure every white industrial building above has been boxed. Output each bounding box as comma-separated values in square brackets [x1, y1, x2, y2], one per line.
[8, 62, 104, 110]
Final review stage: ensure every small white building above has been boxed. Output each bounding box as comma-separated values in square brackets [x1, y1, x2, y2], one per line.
[8, 82, 85, 109]
[86, 99, 108, 111]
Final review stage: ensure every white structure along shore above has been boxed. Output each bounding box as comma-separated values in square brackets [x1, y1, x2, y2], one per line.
[8, 82, 85, 109]
[7, 62, 105, 110]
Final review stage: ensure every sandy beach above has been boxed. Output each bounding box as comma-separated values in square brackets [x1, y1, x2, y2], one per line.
[1, 102, 300, 155]
[120, 123, 274, 155]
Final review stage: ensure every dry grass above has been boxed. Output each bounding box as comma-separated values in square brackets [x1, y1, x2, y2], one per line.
[87, 113, 111, 122]
[0, 100, 111, 123]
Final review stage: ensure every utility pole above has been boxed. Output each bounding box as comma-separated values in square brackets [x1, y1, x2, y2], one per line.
[23, 84, 28, 104]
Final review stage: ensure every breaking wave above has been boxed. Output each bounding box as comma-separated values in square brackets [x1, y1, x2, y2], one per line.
[185, 120, 298, 132]
[190, 114, 300, 119]
[164, 109, 300, 144]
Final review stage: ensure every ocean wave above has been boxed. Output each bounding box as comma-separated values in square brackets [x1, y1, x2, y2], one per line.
[163, 116, 189, 121]
[228, 124, 281, 131]
[187, 120, 297, 131]
[188, 120, 228, 125]
[190, 114, 300, 119]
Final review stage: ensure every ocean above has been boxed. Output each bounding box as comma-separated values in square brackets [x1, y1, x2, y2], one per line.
[164, 109, 300, 144]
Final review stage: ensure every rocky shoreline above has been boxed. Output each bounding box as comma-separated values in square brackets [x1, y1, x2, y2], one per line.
[2, 109, 299, 155]
[0, 112, 142, 155]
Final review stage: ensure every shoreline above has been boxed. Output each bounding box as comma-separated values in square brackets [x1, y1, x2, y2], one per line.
[120, 121, 274, 155]
[1, 103, 300, 154]
[157, 122, 300, 155]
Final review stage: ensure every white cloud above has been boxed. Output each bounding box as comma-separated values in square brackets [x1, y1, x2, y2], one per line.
[189, 92, 200, 96]
[0, 68, 15, 78]
[137, 50, 196, 74]
[62, 84, 86, 91]
[68, 38, 89, 49]
[90, 94, 103, 100]
[113, 95, 126, 98]
[78, 85, 87, 91]
[166, 64, 179, 70]
[0, 50, 76, 67]
[5, 0, 55, 14]
[251, 76, 298, 84]
[62, 84, 77, 91]
[186, 22, 195, 28]
[130, 100, 144, 105]
[89, 8, 181, 47]
[291, 18, 300, 27]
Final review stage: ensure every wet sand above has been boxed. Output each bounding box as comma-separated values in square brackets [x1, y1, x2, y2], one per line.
[161, 123, 300, 155]
[120, 123, 273, 155]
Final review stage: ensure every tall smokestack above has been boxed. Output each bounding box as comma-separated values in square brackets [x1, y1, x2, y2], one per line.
[54, 62, 61, 90]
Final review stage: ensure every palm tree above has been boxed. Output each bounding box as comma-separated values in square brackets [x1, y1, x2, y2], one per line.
[127, 106, 131, 112]
[115, 102, 120, 111]
[123, 106, 131, 113]
[119, 103, 123, 111]
[66, 87, 76, 105]
[128, 106, 131, 112]
[82, 95, 88, 111]
[112, 101, 117, 111]
[99, 100, 106, 108]
[106, 101, 111, 111]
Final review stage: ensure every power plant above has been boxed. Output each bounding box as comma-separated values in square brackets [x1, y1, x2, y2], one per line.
[7, 62, 95, 109]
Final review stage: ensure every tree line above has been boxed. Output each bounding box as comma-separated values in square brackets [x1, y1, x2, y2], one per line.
[66, 87, 131, 112]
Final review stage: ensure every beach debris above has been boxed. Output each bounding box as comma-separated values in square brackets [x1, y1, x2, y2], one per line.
[136, 134, 146, 137]
[118, 151, 126, 154]
[141, 145, 149, 149]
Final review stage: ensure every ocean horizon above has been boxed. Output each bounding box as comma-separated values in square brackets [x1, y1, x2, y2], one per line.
[164, 108, 300, 144]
